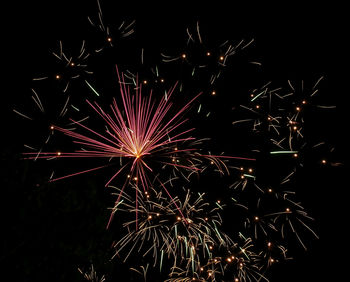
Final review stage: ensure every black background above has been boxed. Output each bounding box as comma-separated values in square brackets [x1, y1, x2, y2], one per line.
[2, 1, 348, 281]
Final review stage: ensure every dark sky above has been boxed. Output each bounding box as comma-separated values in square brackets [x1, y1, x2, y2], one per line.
[2, 1, 348, 281]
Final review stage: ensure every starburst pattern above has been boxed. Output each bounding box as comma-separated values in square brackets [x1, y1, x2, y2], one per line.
[11, 2, 340, 281]
[23, 66, 252, 228]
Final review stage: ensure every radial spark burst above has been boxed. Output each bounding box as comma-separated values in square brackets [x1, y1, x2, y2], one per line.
[23, 66, 248, 227]
[15, 2, 338, 280]
[112, 185, 271, 282]
[112, 185, 230, 263]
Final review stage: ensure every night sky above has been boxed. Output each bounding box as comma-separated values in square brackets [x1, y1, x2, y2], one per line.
[2, 1, 348, 281]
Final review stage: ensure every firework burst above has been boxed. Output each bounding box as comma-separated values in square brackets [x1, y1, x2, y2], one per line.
[13, 3, 339, 281]
[112, 184, 272, 281]
[23, 66, 251, 228]
[112, 185, 229, 262]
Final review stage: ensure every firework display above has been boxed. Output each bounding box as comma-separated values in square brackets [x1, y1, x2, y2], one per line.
[5, 1, 344, 281]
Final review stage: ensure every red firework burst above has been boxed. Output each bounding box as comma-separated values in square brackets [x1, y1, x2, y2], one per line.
[24, 66, 254, 227]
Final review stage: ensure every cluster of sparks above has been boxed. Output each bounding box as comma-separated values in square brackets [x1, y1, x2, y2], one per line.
[14, 1, 338, 281]
[114, 186, 275, 281]
[22, 66, 247, 231]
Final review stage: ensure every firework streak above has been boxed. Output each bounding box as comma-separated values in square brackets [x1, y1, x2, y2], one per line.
[23, 66, 255, 231]
[17, 3, 338, 280]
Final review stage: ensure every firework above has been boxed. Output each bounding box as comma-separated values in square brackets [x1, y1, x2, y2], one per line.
[161, 21, 255, 94]
[23, 65, 252, 228]
[78, 264, 106, 282]
[14, 2, 338, 281]
[112, 184, 273, 281]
